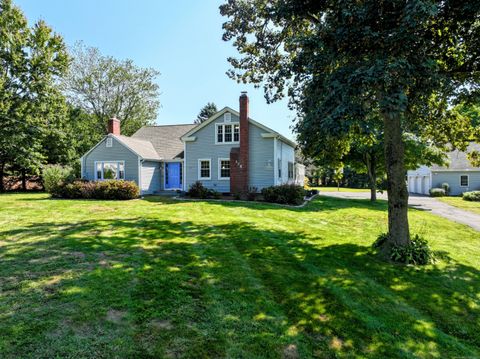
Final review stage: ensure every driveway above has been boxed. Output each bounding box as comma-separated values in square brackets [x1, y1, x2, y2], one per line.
[320, 191, 480, 232]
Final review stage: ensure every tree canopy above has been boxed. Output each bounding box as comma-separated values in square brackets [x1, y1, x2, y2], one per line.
[221, 0, 480, 251]
[63, 43, 161, 136]
[0, 0, 69, 190]
[195, 102, 218, 124]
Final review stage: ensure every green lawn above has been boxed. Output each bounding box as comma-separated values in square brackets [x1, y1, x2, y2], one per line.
[0, 193, 479, 358]
[312, 186, 370, 192]
[438, 196, 480, 215]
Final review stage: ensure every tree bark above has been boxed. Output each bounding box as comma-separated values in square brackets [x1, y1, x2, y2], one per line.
[21, 169, 27, 191]
[382, 110, 410, 248]
[365, 153, 377, 201]
[0, 161, 4, 192]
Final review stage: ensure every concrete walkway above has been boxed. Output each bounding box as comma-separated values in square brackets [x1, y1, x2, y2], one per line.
[319, 191, 480, 232]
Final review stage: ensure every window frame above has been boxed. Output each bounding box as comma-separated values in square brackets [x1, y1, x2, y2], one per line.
[288, 161, 294, 180]
[218, 158, 231, 180]
[278, 158, 282, 178]
[94, 160, 125, 180]
[215, 123, 240, 145]
[198, 158, 211, 180]
[460, 174, 469, 187]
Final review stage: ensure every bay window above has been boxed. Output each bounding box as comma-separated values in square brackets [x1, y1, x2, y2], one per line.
[95, 161, 125, 180]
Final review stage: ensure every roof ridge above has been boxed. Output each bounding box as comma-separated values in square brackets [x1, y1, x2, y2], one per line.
[142, 124, 197, 127]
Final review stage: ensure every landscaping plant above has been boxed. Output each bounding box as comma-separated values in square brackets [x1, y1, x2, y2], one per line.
[463, 191, 480, 202]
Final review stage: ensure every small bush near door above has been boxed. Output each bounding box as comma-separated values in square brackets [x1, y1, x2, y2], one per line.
[187, 181, 221, 199]
[261, 184, 306, 205]
[463, 191, 480, 201]
[429, 188, 446, 197]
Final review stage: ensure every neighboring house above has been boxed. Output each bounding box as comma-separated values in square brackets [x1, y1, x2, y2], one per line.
[407, 143, 480, 195]
[80, 92, 302, 195]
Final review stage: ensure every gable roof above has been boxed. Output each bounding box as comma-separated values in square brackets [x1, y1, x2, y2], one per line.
[181, 107, 297, 148]
[431, 142, 480, 171]
[114, 135, 161, 160]
[132, 124, 196, 160]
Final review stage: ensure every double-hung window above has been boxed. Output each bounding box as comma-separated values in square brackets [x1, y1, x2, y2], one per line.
[95, 161, 125, 180]
[288, 162, 294, 180]
[460, 175, 469, 187]
[218, 158, 230, 179]
[216, 123, 240, 144]
[199, 159, 211, 179]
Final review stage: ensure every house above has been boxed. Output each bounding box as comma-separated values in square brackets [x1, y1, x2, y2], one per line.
[80, 92, 303, 195]
[407, 142, 480, 195]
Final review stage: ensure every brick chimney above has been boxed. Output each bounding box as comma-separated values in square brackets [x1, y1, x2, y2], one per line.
[230, 92, 249, 193]
[108, 117, 120, 135]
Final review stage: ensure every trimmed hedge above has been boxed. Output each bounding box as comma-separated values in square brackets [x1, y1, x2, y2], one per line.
[463, 191, 480, 202]
[46, 178, 139, 200]
[429, 188, 446, 197]
[261, 184, 306, 205]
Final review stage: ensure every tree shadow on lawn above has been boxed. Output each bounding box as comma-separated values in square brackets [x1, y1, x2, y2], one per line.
[0, 218, 478, 358]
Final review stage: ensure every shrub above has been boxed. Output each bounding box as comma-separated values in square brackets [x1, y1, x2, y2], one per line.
[187, 181, 210, 199]
[441, 182, 450, 196]
[42, 165, 75, 197]
[390, 235, 435, 265]
[372, 233, 389, 249]
[261, 184, 306, 205]
[429, 188, 445, 197]
[57, 180, 139, 200]
[233, 186, 258, 201]
[463, 191, 480, 202]
[187, 181, 221, 199]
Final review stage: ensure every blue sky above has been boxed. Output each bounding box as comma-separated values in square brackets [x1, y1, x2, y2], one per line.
[16, 0, 296, 140]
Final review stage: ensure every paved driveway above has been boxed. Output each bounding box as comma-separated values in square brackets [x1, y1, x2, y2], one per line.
[320, 191, 480, 232]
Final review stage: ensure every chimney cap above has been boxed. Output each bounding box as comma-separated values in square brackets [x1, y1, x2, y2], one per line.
[240, 91, 248, 96]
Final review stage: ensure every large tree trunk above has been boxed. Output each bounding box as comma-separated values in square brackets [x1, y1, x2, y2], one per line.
[21, 169, 27, 191]
[0, 161, 4, 192]
[382, 110, 410, 249]
[365, 153, 377, 201]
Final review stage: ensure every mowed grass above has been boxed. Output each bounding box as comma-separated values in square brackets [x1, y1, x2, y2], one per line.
[312, 186, 370, 192]
[437, 196, 480, 215]
[0, 193, 479, 358]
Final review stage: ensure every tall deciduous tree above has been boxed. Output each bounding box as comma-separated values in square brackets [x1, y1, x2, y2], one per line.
[221, 0, 480, 251]
[195, 102, 218, 124]
[0, 0, 69, 191]
[63, 43, 161, 136]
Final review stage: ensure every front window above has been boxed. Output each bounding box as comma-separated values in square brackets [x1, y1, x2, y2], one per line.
[219, 159, 230, 179]
[95, 161, 125, 180]
[460, 175, 469, 187]
[216, 123, 240, 144]
[288, 162, 294, 180]
[199, 159, 211, 179]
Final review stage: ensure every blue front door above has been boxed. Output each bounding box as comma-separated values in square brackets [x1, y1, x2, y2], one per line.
[165, 163, 181, 189]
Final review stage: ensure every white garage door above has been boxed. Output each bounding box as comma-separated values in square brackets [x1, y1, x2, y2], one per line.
[408, 177, 415, 193]
[422, 176, 430, 195]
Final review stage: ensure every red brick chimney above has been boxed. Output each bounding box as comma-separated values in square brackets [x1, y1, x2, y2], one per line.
[108, 117, 120, 135]
[230, 92, 250, 193]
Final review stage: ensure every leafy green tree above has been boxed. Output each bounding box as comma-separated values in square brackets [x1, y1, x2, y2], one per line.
[221, 0, 480, 251]
[63, 43, 160, 136]
[195, 102, 218, 124]
[0, 0, 69, 191]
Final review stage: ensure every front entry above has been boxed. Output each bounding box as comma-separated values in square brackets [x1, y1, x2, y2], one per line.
[165, 162, 182, 190]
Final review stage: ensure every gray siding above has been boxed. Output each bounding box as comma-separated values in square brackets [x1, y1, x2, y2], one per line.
[141, 161, 162, 194]
[184, 112, 275, 192]
[432, 171, 480, 195]
[249, 124, 275, 189]
[83, 136, 139, 184]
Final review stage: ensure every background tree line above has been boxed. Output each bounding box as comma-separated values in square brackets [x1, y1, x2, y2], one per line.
[0, 0, 161, 191]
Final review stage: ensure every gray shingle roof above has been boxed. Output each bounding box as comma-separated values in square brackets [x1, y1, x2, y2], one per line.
[431, 142, 480, 171]
[114, 135, 162, 160]
[131, 124, 196, 160]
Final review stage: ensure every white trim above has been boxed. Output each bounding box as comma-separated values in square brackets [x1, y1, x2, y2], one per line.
[80, 135, 112, 160]
[181, 107, 233, 139]
[198, 158, 211, 180]
[218, 158, 231, 180]
[80, 158, 84, 178]
[183, 136, 196, 142]
[273, 137, 278, 185]
[215, 122, 240, 145]
[94, 160, 126, 180]
[460, 174, 469, 187]
[138, 158, 142, 194]
[183, 141, 187, 191]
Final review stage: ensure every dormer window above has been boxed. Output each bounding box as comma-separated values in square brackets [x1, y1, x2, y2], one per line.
[216, 123, 240, 144]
